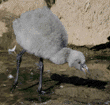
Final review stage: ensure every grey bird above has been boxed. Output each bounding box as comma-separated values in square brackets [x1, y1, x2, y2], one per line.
[11, 6, 90, 94]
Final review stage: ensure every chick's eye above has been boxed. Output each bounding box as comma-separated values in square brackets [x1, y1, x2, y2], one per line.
[78, 61, 80, 64]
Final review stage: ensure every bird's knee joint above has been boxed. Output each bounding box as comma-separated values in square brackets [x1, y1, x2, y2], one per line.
[16, 54, 22, 61]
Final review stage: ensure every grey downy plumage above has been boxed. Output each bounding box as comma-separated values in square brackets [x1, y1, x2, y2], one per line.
[11, 6, 90, 94]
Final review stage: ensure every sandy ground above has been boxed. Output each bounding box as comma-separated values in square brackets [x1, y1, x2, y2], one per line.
[51, 0, 110, 45]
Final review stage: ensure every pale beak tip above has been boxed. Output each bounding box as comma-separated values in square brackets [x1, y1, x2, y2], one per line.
[83, 71, 86, 74]
[85, 65, 90, 74]
[81, 66, 90, 74]
[87, 69, 90, 74]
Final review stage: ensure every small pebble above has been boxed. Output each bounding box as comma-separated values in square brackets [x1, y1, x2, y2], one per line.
[60, 85, 63, 88]
[8, 74, 14, 79]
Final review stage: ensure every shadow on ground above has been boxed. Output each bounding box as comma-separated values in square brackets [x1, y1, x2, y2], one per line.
[90, 36, 110, 51]
[51, 74, 107, 89]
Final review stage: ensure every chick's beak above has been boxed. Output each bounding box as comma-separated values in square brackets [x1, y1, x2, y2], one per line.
[80, 64, 90, 74]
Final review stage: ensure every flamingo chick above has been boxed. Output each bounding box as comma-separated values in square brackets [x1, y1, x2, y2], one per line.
[11, 6, 89, 94]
